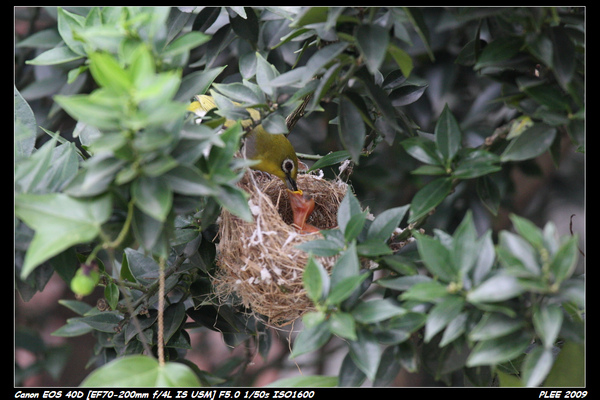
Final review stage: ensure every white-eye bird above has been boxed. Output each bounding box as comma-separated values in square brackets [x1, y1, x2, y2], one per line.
[188, 95, 318, 233]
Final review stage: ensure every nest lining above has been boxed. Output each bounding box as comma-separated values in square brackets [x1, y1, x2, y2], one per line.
[213, 170, 348, 326]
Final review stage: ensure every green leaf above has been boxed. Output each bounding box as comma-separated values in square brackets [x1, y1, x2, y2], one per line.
[80, 355, 201, 387]
[207, 122, 245, 173]
[229, 7, 259, 47]
[356, 240, 393, 257]
[467, 274, 526, 303]
[549, 27, 575, 90]
[337, 190, 362, 235]
[348, 329, 382, 381]
[367, 205, 409, 242]
[14, 87, 37, 160]
[498, 231, 540, 277]
[519, 80, 570, 112]
[357, 69, 401, 132]
[175, 67, 225, 102]
[79, 312, 123, 333]
[163, 302, 187, 344]
[453, 150, 501, 179]
[162, 31, 210, 57]
[327, 274, 370, 306]
[88, 52, 132, 94]
[212, 82, 263, 106]
[57, 7, 86, 56]
[308, 150, 351, 172]
[296, 238, 343, 257]
[338, 95, 366, 164]
[164, 165, 218, 196]
[435, 104, 462, 164]
[409, 178, 453, 223]
[15, 193, 112, 279]
[123, 248, 161, 284]
[132, 208, 165, 253]
[451, 211, 479, 276]
[54, 92, 123, 131]
[15, 137, 56, 194]
[378, 312, 427, 346]
[413, 231, 456, 282]
[305, 63, 340, 110]
[338, 353, 367, 387]
[403, 8, 434, 61]
[343, 213, 367, 243]
[65, 156, 126, 197]
[467, 331, 531, 367]
[261, 113, 288, 135]
[330, 242, 360, 287]
[329, 312, 357, 341]
[290, 320, 332, 358]
[500, 123, 556, 162]
[17, 28, 62, 49]
[474, 36, 523, 70]
[351, 298, 406, 324]
[522, 346, 554, 387]
[255, 52, 279, 97]
[469, 313, 525, 341]
[290, 7, 328, 28]
[389, 83, 428, 107]
[303, 256, 330, 303]
[439, 312, 468, 347]
[131, 176, 172, 222]
[549, 235, 579, 284]
[104, 283, 120, 311]
[388, 44, 413, 78]
[26, 45, 84, 65]
[400, 280, 448, 302]
[532, 304, 563, 349]
[424, 295, 464, 342]
[265, 375, 338, 388]
[355, 24, 389, 74]
[472, 231, 495, 286]
[51, 318, 93, 337]
[215, 184, 252, 222]
[509, 213, 544, 249]
[476, 175, 501, 216]
[401, 136, 443, 165]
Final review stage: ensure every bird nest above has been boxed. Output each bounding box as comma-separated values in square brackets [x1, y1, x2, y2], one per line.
[213, 170, 348, 327]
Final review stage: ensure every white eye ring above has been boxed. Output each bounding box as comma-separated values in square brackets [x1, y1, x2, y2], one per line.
[282, 158, 295, 174]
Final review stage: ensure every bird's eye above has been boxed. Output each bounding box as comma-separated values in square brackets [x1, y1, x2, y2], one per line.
[282, 158, 295, 174]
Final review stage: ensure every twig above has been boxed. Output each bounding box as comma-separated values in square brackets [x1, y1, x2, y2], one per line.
[286, 93, 313, 134]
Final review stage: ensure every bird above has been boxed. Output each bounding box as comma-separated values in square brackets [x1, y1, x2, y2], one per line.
[188, 95, 318, 233]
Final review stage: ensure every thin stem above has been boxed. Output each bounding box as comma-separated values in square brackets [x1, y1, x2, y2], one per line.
[103, 199, 135, 250]
[296, 152, 324, 161]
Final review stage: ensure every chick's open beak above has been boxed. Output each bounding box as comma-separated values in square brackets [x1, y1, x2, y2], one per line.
[287, 189, 319, 234]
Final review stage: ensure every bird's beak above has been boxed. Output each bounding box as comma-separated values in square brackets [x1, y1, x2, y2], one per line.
[285, 174, 298, 192]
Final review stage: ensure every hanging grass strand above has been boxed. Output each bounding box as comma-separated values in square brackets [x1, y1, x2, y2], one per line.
[157, 257, 166, 366]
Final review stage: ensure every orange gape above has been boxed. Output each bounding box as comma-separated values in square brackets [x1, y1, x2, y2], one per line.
[287, 190, 319, 234]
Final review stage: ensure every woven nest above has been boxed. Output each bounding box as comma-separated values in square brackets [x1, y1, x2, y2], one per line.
[213, 170, 348, 326]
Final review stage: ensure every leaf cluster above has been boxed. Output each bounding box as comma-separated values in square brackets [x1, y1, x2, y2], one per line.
[296, 195, 583, 386]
